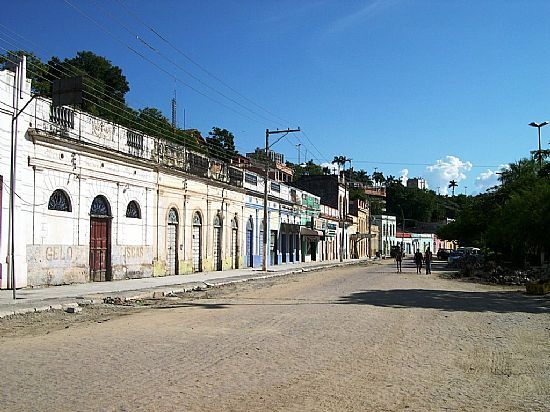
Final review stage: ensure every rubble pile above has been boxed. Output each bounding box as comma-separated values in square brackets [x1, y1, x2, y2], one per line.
[461, 261, 550, 286]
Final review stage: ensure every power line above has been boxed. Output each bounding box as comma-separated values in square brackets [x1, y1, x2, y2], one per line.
[0, 18, 320, 166]
[89, 0, 287, 128]
[0, 39, 259, 161]
[0, 24, 327, 166]
[62, 0, 269, 127]
[114, 0, 293, 127]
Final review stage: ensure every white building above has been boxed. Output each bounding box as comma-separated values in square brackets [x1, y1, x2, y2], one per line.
[373, 215, 397, 257]
[0, 61, 324, 289]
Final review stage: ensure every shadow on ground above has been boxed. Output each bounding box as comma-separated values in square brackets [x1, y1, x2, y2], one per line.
[338, 289, 550, 314]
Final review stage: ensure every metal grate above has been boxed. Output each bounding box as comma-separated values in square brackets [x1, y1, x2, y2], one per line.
[127, 131, 144, 150]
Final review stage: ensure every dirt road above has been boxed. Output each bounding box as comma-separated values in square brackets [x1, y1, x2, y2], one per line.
[1, 260, 549, 411]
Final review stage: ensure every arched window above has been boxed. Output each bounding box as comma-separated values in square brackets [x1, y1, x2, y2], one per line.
[90, 195, 111, 216]
[246, 216, 253, 231]
[231, 217, 238, 229]
[168, 208, 178, 224]
[48, 189, 71, 212]
[213, 214, 222, 227]
[193, 211, 202, 226]
[125, 201, 141, 219]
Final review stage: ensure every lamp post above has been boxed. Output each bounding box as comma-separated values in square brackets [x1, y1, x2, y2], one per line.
[529, 121, 548, 170]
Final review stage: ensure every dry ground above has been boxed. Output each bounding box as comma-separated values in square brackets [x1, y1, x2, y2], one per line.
[0, 260, 549, 411]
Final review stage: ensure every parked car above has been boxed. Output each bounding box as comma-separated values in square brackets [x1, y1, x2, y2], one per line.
[436, 248, 452, 260]
[447, 250, 464, 266]
[448, 247, 484, 268]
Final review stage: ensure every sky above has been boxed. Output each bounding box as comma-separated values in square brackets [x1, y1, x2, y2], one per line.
[2, 0, 550, 195]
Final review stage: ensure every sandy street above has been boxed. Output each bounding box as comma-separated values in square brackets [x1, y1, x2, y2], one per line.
[0, 260, 549, 411]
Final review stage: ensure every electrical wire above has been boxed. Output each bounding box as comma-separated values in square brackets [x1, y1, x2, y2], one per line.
[0, 43, 251, 160]
[89, 0, 287, 128]
[62, 0, 274, 127]
[114, 0, 294, 127]
[0, 23, 325, 167]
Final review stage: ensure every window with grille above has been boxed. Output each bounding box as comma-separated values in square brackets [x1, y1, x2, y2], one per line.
[48, 189, 72, 212]
[271, 182, 280, 193]
[127, 131, 144, 150]
[125, 201, 141, 219]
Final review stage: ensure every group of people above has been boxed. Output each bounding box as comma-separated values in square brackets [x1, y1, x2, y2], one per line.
[394, 247, 432, 274]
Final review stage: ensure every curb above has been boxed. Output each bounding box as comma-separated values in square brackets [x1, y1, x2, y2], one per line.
[0, 260, 367, 319]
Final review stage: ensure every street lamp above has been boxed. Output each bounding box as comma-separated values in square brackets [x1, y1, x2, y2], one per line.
[529, 121, 548, 169]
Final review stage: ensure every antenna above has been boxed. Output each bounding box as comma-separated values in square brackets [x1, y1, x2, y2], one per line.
[171, 90, 177, 129]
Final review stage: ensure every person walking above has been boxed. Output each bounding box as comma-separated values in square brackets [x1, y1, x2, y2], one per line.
[424, 247, 433, 274]
[395, 247, 403, 273]
[414, 249, 423, 274]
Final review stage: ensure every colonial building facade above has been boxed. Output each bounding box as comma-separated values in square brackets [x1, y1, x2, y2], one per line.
[0, 64, 347, 289]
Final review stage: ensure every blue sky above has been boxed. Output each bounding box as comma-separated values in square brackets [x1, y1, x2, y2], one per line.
[2, 0, 550, 194]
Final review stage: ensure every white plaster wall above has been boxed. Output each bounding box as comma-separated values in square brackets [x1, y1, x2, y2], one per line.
[155, 171, 245, 275]
[0, 69, 33, 288]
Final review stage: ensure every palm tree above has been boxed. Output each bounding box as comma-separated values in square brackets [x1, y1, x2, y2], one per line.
[448, 179, 458, 196]
[332, 155, 350, 177]
[372, 171, 385, 187]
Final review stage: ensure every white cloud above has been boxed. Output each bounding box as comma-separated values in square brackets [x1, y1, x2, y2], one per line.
[473, 164, 509, 194]
[400, 168, 409, 185]
[425, 155, 473, 195]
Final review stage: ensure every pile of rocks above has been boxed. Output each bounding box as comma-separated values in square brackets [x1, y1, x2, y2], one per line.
[464, 261, 550, 286]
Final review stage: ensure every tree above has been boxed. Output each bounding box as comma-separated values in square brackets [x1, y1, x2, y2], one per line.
[205, 127, 237, 161]
[355, 169, 372, 185]
[332, 155, 349, 172]
[0, 50, 51, 95]
[137, 107, 171, 139]
[448, 180, 458, 196]
[372, 171, 385, 187]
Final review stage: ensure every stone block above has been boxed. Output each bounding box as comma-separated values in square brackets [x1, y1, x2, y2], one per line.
[64, 306, 82, 313]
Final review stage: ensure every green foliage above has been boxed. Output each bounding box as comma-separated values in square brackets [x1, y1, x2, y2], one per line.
[438, 157, 550, 266]
[290, 160, 324, 180]
[0, 50, 51, 95]
[350, 188, 367, 201]
[206, 127, 237, 161]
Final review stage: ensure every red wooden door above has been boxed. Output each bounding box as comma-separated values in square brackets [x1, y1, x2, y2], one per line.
[90, 218, 111, 281]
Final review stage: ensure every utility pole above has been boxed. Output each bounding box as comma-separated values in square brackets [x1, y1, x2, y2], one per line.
[296, 143, 301, 165]
[338, 158, 352, 262]
[262, 128, 300, 271]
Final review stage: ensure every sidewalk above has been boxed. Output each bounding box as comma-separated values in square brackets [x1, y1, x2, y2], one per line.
[0, 258, 370, 318]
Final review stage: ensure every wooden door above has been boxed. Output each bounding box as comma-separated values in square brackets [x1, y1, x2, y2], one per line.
[90, 218, 110, 282]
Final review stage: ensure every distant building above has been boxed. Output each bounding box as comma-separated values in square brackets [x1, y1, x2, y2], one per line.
[239, 148, 293, 183]
[406, 177, 426, 190]
[372, 215, 397, 257]
[246, 147, 285, 164]
[294, 174, 350, 259]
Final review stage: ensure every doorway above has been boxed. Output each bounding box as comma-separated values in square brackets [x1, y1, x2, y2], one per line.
[192, 212, 202, 272]
[89, 195, 111, 282]
[167, 208, 179, 275]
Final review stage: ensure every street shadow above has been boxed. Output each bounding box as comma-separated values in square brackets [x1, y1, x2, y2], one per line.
[338, 289, 550, 314]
